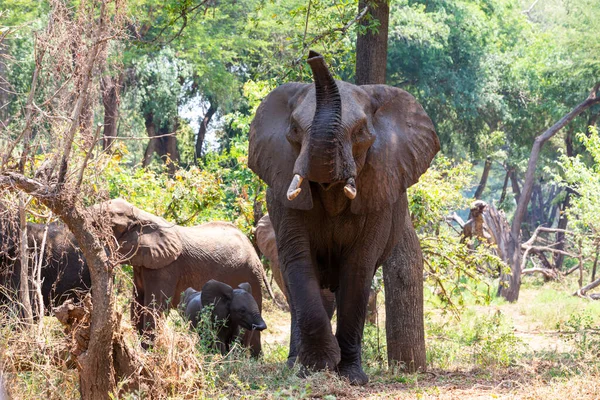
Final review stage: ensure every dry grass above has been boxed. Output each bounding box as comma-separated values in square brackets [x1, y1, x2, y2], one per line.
[0, 280, 599, 399]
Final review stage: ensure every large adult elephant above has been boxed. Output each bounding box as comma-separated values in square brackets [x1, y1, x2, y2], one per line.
[0, 212, 91, 313]
[100, 199, 274, 356]
[248, 51, 439, 384]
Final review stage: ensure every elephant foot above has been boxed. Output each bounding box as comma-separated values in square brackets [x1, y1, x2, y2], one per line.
[298, 341, 341, 373]
[337, 361, 369, 386]
[286, 355, 297, 369]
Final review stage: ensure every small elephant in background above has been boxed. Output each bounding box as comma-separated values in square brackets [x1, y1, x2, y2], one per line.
[180, 280, 267, 355]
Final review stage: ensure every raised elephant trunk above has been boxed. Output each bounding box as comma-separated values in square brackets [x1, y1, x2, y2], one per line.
[306, 51, 343, 184]
[286, 51, 357, 201]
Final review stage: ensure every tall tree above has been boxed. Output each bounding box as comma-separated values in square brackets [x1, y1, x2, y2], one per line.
[355, 0, 389, 84]
[355, 0, 426, 372]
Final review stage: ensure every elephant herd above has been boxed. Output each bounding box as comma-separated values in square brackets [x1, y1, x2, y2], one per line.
[0, 51, 438, 385]
[0, 198, 276, 355]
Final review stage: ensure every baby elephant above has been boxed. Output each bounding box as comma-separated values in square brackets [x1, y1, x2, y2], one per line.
[181, 280, 267, 354]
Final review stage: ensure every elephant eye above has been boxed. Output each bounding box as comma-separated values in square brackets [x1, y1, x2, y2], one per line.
[240, 307, 247, 314]
[352, 120, 374, 150]
[286, 120, 303, 145]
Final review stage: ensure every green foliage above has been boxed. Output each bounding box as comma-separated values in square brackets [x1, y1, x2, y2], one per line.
[427, 309, 523, 369]
[553, 126, 600, 267]
[409, 155, 505, 313]
[557, 311, 600, 359]
[361, 322, 386, 371]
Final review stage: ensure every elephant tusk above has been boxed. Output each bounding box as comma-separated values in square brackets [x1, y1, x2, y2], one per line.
[343, 178, 357, 200]
[287, 174, 304, 201]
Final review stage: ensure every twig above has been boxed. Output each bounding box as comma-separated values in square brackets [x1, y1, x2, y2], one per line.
[56, 1, 107, 187]
[522, 0, 540, 16]
[75, 123, 102, 191]
[291, 6, 369, 66]
[99, 132, 177, 141]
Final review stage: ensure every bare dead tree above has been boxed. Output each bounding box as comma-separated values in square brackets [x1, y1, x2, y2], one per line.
[499, 82, 600, 302]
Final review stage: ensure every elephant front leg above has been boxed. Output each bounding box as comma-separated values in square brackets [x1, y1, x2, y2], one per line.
[131, 267, 145, 334]
[139, 267, 177, 348]
[335, 264, 373, 386]
[286, 263, 340, 372]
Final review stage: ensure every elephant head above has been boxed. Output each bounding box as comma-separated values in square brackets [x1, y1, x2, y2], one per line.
[201, 280, 267, 331]
[248, 51, 440, 214]
[100, 198, 183, 269]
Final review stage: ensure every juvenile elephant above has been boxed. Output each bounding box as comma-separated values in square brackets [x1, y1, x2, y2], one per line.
[248, 51, 439, 384]
[99, 198, 274, 356]
[180, 280, 267, 354]
[0, 211, 91, 313]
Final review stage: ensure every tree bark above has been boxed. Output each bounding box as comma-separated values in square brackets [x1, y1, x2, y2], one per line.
[474, 157, 492, 199]
[383, 194, 426, 372]
[499, 82, 600, 302]
[143, 113, 179, 175]
[499, 166, 510, 204]
[355, 0, 389, 85]
[101, 75, 122, 151]
[56, 204, 117, 399]
[195, 101, 216, 162]
[508, 166, 521, 205]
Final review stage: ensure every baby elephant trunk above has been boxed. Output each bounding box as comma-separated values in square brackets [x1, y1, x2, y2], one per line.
[251, 315, 267, 331]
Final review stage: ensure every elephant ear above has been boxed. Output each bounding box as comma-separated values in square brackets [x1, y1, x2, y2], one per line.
[351, 85, 440, 215]
[248, 83, 313, 210]
[201, 280, 233, 320]
[238, 282, 252, 294]
[106, 199, 183, 269]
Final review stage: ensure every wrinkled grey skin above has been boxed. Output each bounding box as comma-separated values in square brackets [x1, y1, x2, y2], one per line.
[97, 198, 274, 356]
[180, 280, 267, 354]
[248, 51, 439, 384]
[256, 214, 378, 323]
[0, 210, 91, 313]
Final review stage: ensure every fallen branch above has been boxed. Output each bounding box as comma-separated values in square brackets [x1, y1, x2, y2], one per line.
[573, 275, 600, 297]
[522, 267, 560, 280]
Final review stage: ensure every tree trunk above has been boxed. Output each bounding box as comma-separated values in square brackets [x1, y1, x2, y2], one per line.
[18, 196, 33, 323]
[142, 112, 158, 168]
[355, 0, 389, 85]
[508, 166, 521, 205]
[57, 204, 117, 399]
[383, 194, 426, 372]
[499, 167, 510, 204]
[499, 83, 600, 302]
[195, 101, 216, 162]
[591, 243, 599, 282]
[101, 75, 122, 151]
[553, 191, 571, 270]
[356, 0, 425, 372]
[142, 113, 179, 175]
[474, 157, 492, 199]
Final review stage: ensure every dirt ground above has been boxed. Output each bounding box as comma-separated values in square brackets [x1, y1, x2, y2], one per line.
[259, 287, 599, 400]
